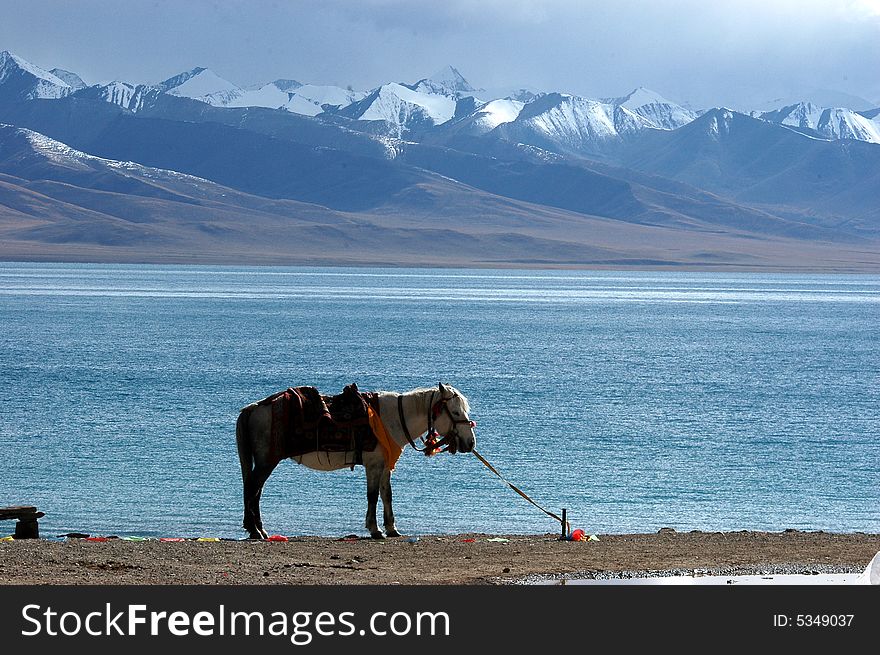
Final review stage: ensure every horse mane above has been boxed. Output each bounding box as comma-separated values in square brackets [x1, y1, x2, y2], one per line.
[398, 385, 471, 413]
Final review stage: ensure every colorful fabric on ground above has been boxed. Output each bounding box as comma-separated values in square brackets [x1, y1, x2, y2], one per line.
[367, 406, 404, 470]
[196, 537, 220, 542]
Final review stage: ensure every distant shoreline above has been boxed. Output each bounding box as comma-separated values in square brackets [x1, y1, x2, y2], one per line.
[2, 257, 880, 274]
[2, 530, 877, 585]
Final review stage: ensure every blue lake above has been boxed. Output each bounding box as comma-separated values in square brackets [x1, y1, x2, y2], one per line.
[1, 263, 878, 538]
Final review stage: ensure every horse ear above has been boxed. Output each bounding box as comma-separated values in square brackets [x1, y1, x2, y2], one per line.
[439, 382, 450, 397]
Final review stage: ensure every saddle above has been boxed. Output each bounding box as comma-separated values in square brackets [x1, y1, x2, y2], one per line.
[260, 383, 378, 466]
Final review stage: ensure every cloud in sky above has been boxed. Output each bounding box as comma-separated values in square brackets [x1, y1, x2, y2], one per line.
[1, 0, 878, 108]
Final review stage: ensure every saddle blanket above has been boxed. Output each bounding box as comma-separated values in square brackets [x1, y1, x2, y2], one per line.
[260, 383, 377, 463]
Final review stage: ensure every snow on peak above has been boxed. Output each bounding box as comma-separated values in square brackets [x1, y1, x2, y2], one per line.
[701, 107, 738, 137]
[0, 51, 72, 99]
[282, 84, 366, 116]
[472, 98, 525, 130]
[154, 68, 362, 114]
[413, 65, 479, 98]
[760, 102, 823, 129]
[816, 107, 880, 143]
[428, 65, 475, 93]
[3, 124, 213, 184]
[607, 87, 696, 130]
[0, 51, 68, 86]
[510, 93, 656, 152]
[93, 81, 153, 112]
[0, 122, 121, 170]
[225, 81, 291, 110]
[159, 67, 242, 105]
[616, 87, 672, 108]
[49, 68, 86, 90]
[157, 67, 204, 91]
[760, 102, 880, 144]
[352, 83, 457, 134]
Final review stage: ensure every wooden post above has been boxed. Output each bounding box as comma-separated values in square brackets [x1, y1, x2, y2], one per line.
[561, 508, 567, 539]
[1, 506, 44, 539]
[14, 517, 39, 539]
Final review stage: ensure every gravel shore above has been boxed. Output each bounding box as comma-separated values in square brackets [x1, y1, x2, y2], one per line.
[2, 529, 877, 585]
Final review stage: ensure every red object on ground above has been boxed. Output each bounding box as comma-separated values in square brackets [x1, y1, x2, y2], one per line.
[85, 537, 109, 542]
[266, 535, 289, 542]
[460, 538, 476, 543]
[569, 529, 586, 542]
[159, 537, 185, 542]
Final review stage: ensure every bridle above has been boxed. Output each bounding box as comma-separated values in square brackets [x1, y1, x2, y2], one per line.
[397, 390, 476, 456]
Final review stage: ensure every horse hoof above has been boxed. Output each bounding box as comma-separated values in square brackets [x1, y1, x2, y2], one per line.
[385, 530, 402, 538]
[370, 532, 385, 540]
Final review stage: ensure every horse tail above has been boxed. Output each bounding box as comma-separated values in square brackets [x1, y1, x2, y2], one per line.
[236, 405, 255, 485]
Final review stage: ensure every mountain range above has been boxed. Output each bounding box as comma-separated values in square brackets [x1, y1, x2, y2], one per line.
[0, 50, 878, 270]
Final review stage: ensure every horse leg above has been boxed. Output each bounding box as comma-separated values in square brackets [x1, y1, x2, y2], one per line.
[364, 461, 384, 539]
[247, 462, 278, 540]
[380, 467, 401, 537]
[242, 469, 259, 538]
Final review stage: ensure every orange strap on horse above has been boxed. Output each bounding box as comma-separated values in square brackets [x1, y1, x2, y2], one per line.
[366, 406, 404, 470]
[472, 449, 569, 533]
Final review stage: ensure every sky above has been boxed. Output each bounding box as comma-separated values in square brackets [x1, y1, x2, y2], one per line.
[1, 0, 879, 109]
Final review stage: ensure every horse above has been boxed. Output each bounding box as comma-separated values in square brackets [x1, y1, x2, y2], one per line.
[236, 382, 476, 540]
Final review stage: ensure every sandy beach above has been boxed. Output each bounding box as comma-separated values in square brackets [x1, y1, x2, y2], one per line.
[2, 529, 877, 585]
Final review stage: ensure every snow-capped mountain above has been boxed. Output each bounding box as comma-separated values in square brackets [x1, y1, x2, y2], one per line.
[620, 106, 880, 227]
[3, 55, 880, 271]
[0, 123, 215, 187]
[750, 89, 875, 113]
[760, 102, 880, 144]
[49, 68, 87, 91]
[817, 109, 880, 143]
[225, 81, 365, 114]
[494, 92, 654, 156]
[155, 67, 365, 116]
[471, 98, 525, 131]
[158, 67, 243, 105]
[697, 107, 739, 139]
[339, 82, 457, 135]
[500, 88, 540, 103]
[757, 101, 823, 129]
[74, 81, 158, 113]
[413, 65, 478, 98]
[283, 84, 366, 116]
[608, 87, 696, 130]
[443, 98, 526, 136]
[0, 51, 72, 103]
[224, 80, 291, 110]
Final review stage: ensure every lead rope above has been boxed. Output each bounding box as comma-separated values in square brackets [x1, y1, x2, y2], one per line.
[472, 449, 570, 535]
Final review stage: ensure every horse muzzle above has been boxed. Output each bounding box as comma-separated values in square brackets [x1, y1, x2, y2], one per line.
[452, 433, 475, 454]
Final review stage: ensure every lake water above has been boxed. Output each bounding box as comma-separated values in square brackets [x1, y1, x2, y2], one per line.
[1, 263, 877, 538]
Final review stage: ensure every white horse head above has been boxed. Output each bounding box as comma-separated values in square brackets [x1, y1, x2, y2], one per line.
[431, 382, 476, 454]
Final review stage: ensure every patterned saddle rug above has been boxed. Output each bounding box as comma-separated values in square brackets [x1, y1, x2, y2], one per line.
[258, 383, 378, 464]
